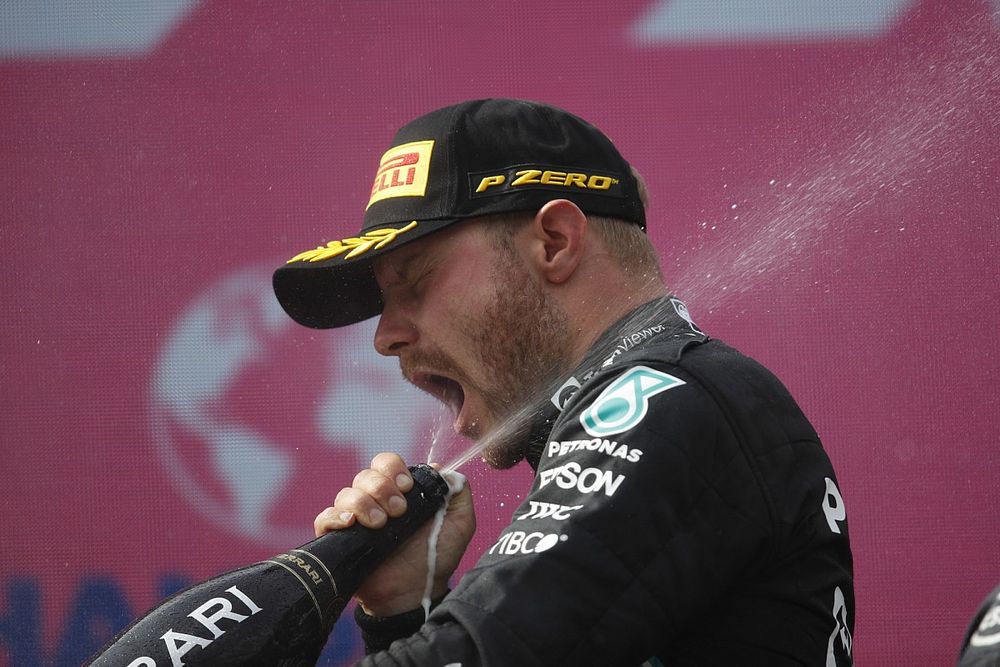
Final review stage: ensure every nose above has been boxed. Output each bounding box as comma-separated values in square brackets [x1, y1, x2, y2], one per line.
[373, 304, 417, 357]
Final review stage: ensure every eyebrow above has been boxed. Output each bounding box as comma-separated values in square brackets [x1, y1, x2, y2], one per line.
[375, 246, 425, 287]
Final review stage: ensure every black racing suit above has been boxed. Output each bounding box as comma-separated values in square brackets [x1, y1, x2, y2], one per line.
[958, 583, 1000, 666]
[355, 296, 855, 666]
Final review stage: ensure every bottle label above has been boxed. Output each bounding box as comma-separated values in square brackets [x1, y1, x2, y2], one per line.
[93, 585, 265, 666]
[269, 549, 343, 627]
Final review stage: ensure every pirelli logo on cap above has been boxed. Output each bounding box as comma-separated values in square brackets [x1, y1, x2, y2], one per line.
[367, 140, 434, 209]
[469, 165, 625, 199]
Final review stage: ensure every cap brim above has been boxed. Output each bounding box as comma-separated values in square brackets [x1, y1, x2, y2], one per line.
[272, 217, 457, 329]
[273, 255, 383, 329]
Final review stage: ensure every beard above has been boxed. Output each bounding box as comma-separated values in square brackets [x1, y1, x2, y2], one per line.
[462, 252, 573, 469]
[395, 240, 575, 470]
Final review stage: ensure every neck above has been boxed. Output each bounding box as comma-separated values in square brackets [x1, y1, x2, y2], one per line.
[560, 265, 669, 368]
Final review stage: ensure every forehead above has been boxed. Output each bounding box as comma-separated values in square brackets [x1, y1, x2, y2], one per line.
[372, 220, 484, 280]
[373, 236, 428, 275]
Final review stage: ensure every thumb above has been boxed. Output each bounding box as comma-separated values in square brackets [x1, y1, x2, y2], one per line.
[442, 472, 474, 525]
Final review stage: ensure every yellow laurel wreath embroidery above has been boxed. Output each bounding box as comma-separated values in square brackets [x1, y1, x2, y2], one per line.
[286, 221, 418, 264]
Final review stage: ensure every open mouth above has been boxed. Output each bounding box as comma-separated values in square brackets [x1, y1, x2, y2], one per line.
[409, 370, 466, 420]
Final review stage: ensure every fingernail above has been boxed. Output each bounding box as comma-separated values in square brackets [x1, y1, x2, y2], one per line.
[396, 474, 412, 490]
[338, 511, 353, 523]
[369, 508, 386, 524]
[388, 495, 406, 514]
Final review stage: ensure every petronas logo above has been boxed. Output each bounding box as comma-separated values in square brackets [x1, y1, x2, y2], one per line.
[580, 366, 685, 437]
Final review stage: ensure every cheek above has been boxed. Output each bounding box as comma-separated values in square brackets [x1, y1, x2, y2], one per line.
[437, 266, 499, 313]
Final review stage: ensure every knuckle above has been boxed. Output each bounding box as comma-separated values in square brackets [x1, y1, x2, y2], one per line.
[361, 473, 398, 501]
[371, 452, 405, 472]
[313, 508, 336, 536]
[335, 486, 366, 509]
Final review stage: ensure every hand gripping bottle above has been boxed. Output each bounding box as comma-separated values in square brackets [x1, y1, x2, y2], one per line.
[87, 464, 449, 667]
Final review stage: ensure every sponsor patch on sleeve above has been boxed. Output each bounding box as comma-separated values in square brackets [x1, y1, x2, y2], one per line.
[489, 529, 566, 556]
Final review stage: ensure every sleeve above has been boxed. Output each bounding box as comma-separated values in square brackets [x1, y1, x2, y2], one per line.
[356, 362, 775, 666]
[353, 592, 448, 655]
[957, 583, 1000, 667]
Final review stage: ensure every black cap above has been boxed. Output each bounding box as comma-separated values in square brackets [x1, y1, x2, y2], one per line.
[273, 98, 645, 329]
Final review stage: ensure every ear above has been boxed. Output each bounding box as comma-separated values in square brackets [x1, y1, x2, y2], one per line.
[527, 199, 587, 285]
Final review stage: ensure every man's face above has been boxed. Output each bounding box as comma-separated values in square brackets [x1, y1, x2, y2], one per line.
[372, 219, 572, 468]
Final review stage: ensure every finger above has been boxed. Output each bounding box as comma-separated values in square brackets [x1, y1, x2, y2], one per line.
[354, 468, 408, 518]
[371, 452, 413, 492]
[445, 476, 474, 516]
[335, 486, 388, 528]
[314, 506, 356, 537]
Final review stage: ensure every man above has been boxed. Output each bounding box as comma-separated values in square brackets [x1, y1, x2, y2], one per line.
[273, 98, 855, 665]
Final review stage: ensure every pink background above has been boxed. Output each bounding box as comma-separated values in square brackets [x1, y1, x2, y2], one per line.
[2, 1, 998, 664]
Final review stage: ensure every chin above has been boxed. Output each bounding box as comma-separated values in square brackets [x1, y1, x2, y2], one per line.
[481, 441, 525, 470]
[477, 416, 533, 470]
[463, 399, 539, 469]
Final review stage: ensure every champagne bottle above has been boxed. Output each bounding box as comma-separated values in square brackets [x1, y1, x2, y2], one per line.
[86, 464, 449, 667]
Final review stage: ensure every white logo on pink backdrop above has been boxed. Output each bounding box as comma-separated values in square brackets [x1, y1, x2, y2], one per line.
[0, 0, 200, 58]
[149, 265, 439, 542]
[634, 0, 919, 42]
